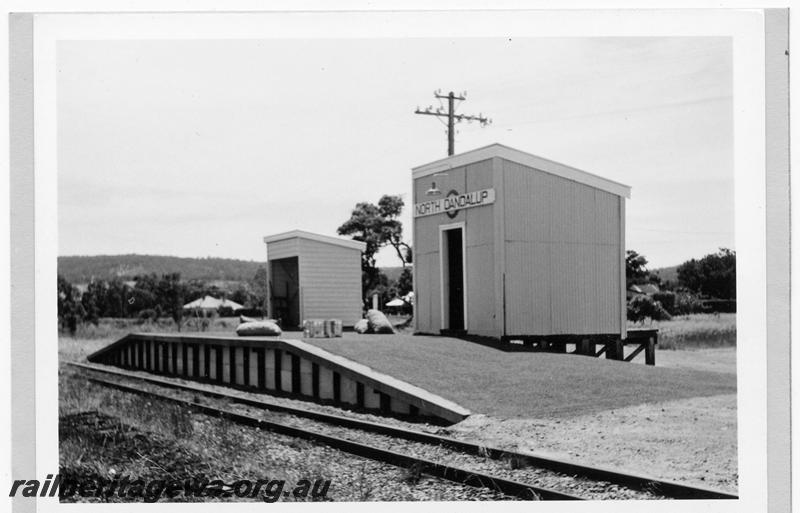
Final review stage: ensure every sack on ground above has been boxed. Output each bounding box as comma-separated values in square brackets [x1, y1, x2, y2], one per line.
[240, 315, 277, 324]
[353, 318, 369, 334]
[236, 320, 282, 336]
[366, 309, 395, 334]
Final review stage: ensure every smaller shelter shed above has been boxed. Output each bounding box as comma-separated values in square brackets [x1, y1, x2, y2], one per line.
[263, 230, 366, 329]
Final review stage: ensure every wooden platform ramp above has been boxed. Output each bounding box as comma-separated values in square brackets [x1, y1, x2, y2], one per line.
[86, 333, 471, 425]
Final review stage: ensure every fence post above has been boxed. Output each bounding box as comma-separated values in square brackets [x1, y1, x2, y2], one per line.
[645, 335, 656, 366]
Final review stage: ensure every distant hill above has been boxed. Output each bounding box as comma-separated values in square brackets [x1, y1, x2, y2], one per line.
[651, 265, 679, 285]
[380, 266, 407, 283]
[58, 254, 264, 284]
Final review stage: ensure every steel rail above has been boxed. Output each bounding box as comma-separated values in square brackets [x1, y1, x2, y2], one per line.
[81, 373, 580, 501]
[67, 361, 737, 500]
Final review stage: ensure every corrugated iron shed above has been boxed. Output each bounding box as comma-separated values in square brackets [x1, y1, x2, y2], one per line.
[412, 143, 631, 339]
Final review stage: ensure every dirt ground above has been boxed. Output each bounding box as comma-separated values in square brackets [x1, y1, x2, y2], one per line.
[440, 347, 738, 493]
[446, 392, 737, 493]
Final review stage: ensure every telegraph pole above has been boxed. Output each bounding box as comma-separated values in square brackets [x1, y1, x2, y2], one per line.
[415, 90, 491, 156]
[264, 244, 271, 319]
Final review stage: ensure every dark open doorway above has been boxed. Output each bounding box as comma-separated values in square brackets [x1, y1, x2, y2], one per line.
[442, 226, 465, 332]
[270, 257, 300, 329]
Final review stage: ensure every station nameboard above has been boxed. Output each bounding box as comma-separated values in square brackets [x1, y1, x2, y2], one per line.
[414, 188, 495, 218]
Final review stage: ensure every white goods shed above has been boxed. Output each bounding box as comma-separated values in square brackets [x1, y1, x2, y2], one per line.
[412, 143, 631, 341]
[263, 230, 366, 329]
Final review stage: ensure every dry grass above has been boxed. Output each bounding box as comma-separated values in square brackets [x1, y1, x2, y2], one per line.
[629, 313, 736, 350]
[59, 317, 240, 362]
[58, 368, 336, 502]
[65, 316, 240, 340]
[58, 367, 511, 502]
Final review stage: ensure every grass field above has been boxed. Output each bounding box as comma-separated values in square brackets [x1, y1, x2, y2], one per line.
[630, 313, 736, 350]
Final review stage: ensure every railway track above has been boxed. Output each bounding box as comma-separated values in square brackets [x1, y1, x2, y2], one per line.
[66, 361, 737, 501]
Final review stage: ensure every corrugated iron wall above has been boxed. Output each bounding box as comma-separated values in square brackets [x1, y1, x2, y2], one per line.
[296, 239, 363, 327]
[267, 238, 300, 260]
[502, 160, 622, 336]
[463, 160, 496, 336]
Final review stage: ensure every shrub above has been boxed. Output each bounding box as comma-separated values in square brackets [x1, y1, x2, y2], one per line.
[674, 291, 705, 315]
[627, 295, 672, 324]
[701, 299, 737, 313]
[137, 308, 159, 323]
[652, 291, 676, 314]
[237, 307, 264, 317]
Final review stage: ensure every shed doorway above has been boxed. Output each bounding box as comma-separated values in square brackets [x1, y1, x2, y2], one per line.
[270, 257, 300, 329]
[440, 224, 466, 333]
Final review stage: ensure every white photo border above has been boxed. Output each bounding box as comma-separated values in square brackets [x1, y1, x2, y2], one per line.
[16, 7, 770, 513]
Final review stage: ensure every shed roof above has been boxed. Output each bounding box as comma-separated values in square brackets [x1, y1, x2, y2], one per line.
[412, 143, 631, 198]
[263, 230, 367, 252]
[182, 295, 244, 310]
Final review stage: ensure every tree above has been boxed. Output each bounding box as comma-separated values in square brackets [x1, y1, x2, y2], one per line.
[249, 267, 269, 313]
[376, 195, 412, 267]
[229, 285, 253, 309]
[677, 248, 736, 299]
[156, 273, 187, 330]
[80, 280, 106, 325]
[57, 275, 75, 318]
[625, 250, 650, 288]
[184, 279, 210, 304]
[625, 249, 663, 289]
[132, 273, 160, 312]
[105, 278, 132, 318]
[338, 194, 412, 295]
[57, 275, 86, 335]
[363, 272, 398, 311]
[396, 267, 413, 297]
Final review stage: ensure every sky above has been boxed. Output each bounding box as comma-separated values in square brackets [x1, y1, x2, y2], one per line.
[58, 37, 733, 269]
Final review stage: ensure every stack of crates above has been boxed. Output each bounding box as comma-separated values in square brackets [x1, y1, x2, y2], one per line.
[324, 319, 343, 337]
[302, 319, 324, 338]
[302, 319, 342, 338]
